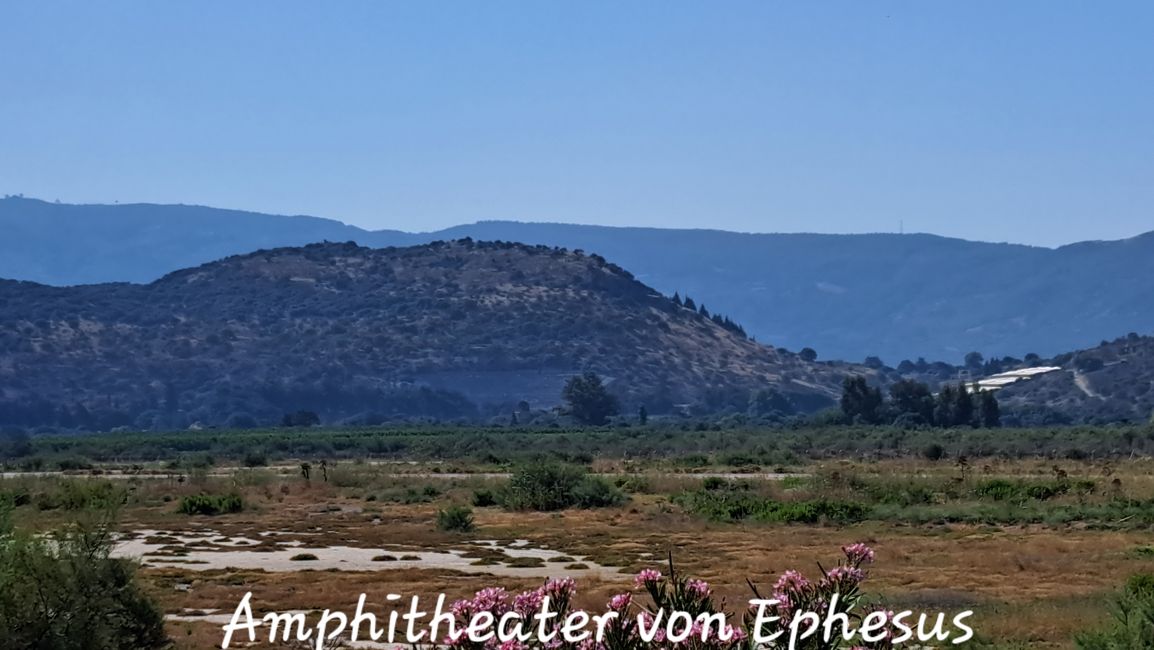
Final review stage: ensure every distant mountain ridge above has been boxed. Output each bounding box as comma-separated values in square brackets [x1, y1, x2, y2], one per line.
[3, 196, 1153, 363]
[0, 240, 853, 430]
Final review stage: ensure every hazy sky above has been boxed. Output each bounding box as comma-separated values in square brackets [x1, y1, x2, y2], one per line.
[2, 2, 1151, 246]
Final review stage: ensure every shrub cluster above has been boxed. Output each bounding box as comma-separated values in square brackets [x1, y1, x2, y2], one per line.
[675, 481, 868, 524]
[176, 492, 244, 515]
[0, 507, 168, 648]
[498, 462, 626, 511]
[436, 505, 476, 532]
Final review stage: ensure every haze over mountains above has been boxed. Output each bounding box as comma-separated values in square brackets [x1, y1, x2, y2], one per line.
[3, 196, 1153, 363]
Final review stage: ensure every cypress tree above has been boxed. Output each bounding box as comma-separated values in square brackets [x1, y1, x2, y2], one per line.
[978, 390, 1001, 428]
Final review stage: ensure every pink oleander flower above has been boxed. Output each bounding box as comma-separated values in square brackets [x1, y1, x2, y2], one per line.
[842, 542, 876, 564]
[451, 598, 472, 616]
[685, 578, 712, 598]
[634, 568, 662, 587]
[513, 587, 545, 616]
[543, 577, 576, 599]
[577, 638, 606, 650]
[499, 640, 526, 650]
[472, 586, 509, 612]
[609, 592, 632, 610]
[773, 569, 810, 593]
[639, 611, 667, 642]
[445, 627, 469, 646]
[822, 565, 865, 587]
[726, 625, 747, 642]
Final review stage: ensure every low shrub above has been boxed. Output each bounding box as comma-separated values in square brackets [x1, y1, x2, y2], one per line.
[177, 493, 244, 516]
[674, 486, 867, 524]
[471, 489, 498, 507]
[0, 507, 169, 648]
[1077, 573, 1154, 648]
[498, 462, 626, 512]
[571, 476, 627, 508]
[436, 505, 475, 532]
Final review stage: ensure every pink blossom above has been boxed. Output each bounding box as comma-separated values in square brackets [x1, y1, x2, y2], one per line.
[842, 542, 876, 564]
[634, 568, 662, 587]
[822, 565, 865, 587]
[608, 592, 632, 610]
[472, 586, 509, 611]
[513, 588, 545, 616]
[543, 577, 576, 599]
[773, 569, 810, 593]
[685, 578, 712, 598]
[639, 611, 667, 642]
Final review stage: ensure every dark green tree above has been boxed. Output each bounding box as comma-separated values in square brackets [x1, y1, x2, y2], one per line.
[799, 347, 818, 362]
[934, 384, 956, 427]
[638, 405, 648, 425]
[562, 372, 620, 425]
[839, 376, 883, 425]
[954, 383, 975, 427]
[888, 379, 935, 425]
[978, 389, 1001, 428]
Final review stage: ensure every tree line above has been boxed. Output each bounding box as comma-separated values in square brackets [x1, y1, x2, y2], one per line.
[840, 376, 1000, 428]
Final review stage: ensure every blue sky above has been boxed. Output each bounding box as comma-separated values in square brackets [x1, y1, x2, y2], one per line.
[2, 1, 1151, 246]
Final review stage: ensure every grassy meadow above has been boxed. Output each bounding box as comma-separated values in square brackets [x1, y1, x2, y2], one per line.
[5, 423, 1154, 648]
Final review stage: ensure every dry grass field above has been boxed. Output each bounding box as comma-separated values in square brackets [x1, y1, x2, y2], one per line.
[6, 456, 1149, 648]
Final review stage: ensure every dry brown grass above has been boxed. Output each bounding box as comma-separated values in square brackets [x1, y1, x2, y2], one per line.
[10, 458, 1154, 648]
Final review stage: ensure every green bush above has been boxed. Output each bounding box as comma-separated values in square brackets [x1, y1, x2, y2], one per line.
[500, 463, 587, 511]
[241, 450, 268, 467]
[702, 476, 728, 491]
[471, 489, 498, 507]
[975, 478, 1072, 503]
[673, 486, 867, 525]
[0, 507, 169, 649]
[30, 480, 127, 512]
[436, 505, 475, 532]
[1077, 573, 1154, 649]
[177, 493, 244, 515]
[975, 479, 1018, 501]
[571, 476, 627, 508]
[498, 462, 626, 511]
